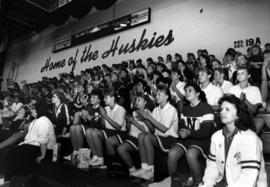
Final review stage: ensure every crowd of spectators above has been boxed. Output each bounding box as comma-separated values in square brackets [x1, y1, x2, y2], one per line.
[0, 43, 270, 187]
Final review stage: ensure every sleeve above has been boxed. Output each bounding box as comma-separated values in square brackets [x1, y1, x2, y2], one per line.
[202, 134, 220, 187]
[36, 118, 50, 144]
[247, 87, 263, 105]
[229, 134, 263, 187]
[189, 113, 214, 139]
[163, 107, 178, 130]
[114, 107, 126, 127]
[214, 87, 224, 105]
[56, 104, 70, 126]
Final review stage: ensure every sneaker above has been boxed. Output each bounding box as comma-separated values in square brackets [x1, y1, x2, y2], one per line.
[90, 158, 104, 167]
[63, 154, 71, 161]
[89, 157, 98, 166]
[148, 176, 171, 187]
[130, 168, 146, 178]
[140, 169, 154, 181]
[71, 153, 78, 166]
[182, 176, 202, 187]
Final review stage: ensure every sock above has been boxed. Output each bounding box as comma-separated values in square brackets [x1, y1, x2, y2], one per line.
[98, 157, 104, 163]
[141, 163, 148, 169]
[129, 166, 136, 173]
[72, 150, 78, 155]
[92, 155, 98, 160]
[147, 165, 154, 172]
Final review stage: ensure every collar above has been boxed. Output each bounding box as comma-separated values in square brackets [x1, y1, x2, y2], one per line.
[222, 127, 239, 138]
[159, 102, 170, 111]
[93, 104, 100, 109]
[237, 83, 250, 90]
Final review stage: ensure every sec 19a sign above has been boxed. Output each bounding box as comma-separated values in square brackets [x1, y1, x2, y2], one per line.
[234, 37, 261, 49]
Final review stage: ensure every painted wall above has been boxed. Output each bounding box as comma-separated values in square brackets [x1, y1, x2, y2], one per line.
[2, 0, 270, 89]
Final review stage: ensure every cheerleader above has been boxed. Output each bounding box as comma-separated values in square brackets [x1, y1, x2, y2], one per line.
[86, 90, 126, 167]
[131, 85, 179, 181]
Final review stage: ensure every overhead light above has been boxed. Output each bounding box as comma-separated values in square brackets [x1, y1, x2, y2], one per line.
[120, 23, 127, 27]
[90, 27, 100, 33]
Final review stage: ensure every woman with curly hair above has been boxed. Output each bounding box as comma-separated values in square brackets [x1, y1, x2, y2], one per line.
[199, 94, 267, 187]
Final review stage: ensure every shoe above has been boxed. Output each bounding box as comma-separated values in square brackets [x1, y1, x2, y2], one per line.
[71, 153, 78, 166]
[148, 176, 171, 187]
[130, 168, 146, 178]
[182, 176, 202, 187]
[63, 154, 71, 161]
[90, 158, 104, 166]
[89, 157, 98, 166]
[140, 169, 154, 181]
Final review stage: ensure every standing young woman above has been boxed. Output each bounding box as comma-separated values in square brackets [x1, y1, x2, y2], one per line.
[200, 95, 267, 187]
[131, 85, 179, 181]
[51, 91, 70, 136]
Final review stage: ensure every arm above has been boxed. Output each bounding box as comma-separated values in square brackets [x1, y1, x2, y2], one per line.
[189, 122, 214, 139]
[230, 134, 263, 187]
[36, 143, 47, 164]
[244, 99, 260, 115]
[141, 112, 168, 133]
[99, 107, 125, 130]
[201, 134, 220, 187]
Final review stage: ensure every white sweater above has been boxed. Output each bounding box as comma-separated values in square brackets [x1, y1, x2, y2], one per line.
[21, 116, 56, 150]
[201, 129, 267, 187]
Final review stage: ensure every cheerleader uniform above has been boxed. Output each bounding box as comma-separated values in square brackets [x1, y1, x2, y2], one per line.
[52, 103, 70, 135]
[175, 101, 214, 157]
[80, 104, 103, 135]
[101, 104, 127, 141]
[152, 102, 179, 152]
[119, 110, 151, 150]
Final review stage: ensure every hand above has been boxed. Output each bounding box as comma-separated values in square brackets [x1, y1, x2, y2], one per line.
[81, 97, 88, 106]
[171, 81, 177, 92]
[240, 92, 246, 101]
[81, 109, 90, 119]
[36, 155, 45, 164]
[179, 128, 190, 138]
[125, 114, 135, 123]
[136, 110, 151, 121]
[99, 106, 106, 117]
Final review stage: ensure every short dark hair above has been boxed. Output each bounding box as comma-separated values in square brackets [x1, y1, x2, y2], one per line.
[157, 85, 171, 102]
[218, 94, 255, 131]
[34, 101, 49, 118]
[91, 89, 103, 101]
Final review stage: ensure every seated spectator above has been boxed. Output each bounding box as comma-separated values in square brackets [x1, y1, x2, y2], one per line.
[4, 101, 56, 183]
[229, 66, 262, 116]
[130, 85, 178, 182]
[199, 95, 267, 187]
[198, 67, 223, 111]
[108, 93, 154, 174]
[86, 90, 126, 167]
[151, 82, 214, 186]
[213, 68, 233, 94]
[69, 89, 103, 165]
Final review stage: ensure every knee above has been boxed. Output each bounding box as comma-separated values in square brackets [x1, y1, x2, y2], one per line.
[117, 144, 126, 155]
[186, 148, 199, 160]
[70, 125, 76, 131]
[75, 125, 83, 133]
[85, 128, 93, 137]
[106, 137, 114, 147]
[143, 134, 152, 144]
[168, 147, 182, 161]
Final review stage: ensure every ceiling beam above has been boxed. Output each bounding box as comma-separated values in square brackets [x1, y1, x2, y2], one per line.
[3, 14, 35, 29]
